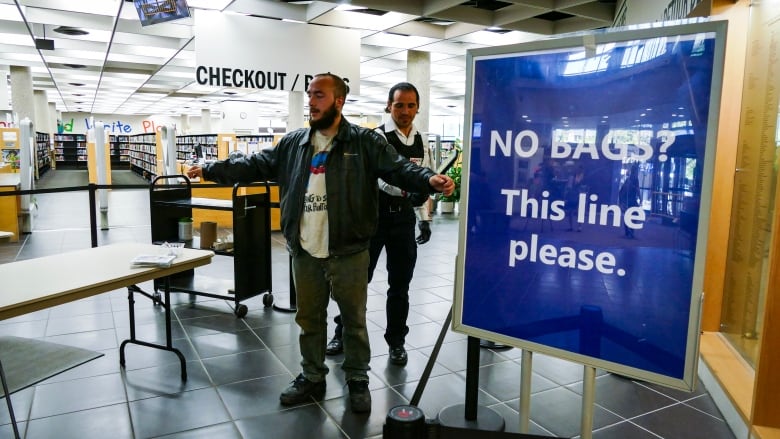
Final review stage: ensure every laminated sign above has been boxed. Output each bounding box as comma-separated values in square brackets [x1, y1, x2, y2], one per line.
[452, 20, 728, 390]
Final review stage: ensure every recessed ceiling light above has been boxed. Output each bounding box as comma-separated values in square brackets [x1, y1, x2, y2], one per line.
[53, 26, 89, 36]
[69, 82, 85, 86]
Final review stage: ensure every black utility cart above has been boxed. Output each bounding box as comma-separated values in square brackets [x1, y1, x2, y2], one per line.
[149, 175, 273, 317]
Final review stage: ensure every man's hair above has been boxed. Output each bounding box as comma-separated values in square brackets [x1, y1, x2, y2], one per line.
[313, 72, 350, 99]
[385, 82, 420, 113]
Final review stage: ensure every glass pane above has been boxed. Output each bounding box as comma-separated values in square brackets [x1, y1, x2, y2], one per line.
[719, 2, 780, 367]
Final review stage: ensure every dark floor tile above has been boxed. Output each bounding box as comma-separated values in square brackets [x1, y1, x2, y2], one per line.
[531, 353, 588, 386]
[527, 386, 623, 438]
[119, 340, 199, 371]
[43, 328, 119, 351]
[411, 300, 452, 322]
[567, 373, 677, 419]
[0, 319, 48, 338]
[632, 402, 735, 439]
[152, 421, 243, 439]
[267, 343, 303, 374]
[189, 329, 266, 358]
[393, 374, 500, 420]
[24, 403, 133, 439]
[404, 320, 453, 349]
[424, 338, 510, 373]
[201, 349, 288, 385]
[591, 420, 661, 439]
[41, 348, 121, 383]
[44, 312, 116, 336]
[486, 402, 555, 436]
[321, 385, 409, 438]
[235, 404, 346, 439]
[114, 317, 189, 344]
[251, 322, 300, 348]
[177, 312, 253, 337]
[0, 421, 27, 439]
[218, 373, 297, 419]
[128, 387, 231, 438]
[123, 360, 212, 401]
[30, 373, 127, 419]
[0, 386, 34, 423]
[369, 348, 451, 387]
[684, 393, 727, 419]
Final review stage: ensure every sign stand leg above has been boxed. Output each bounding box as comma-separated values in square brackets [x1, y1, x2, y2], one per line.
[580, 365, 596, 439]
[519, 349, 533, 433]
[437, 336, 504, 431]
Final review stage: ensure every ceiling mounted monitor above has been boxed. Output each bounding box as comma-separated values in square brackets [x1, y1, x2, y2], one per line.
[134, 0, 190, 27]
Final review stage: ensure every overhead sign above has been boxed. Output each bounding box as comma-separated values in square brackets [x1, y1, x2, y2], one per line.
[194, 11, 360, 94]
[453, 20, 727, 391]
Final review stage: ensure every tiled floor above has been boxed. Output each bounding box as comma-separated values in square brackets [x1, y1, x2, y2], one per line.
[0, 170, 737, 438]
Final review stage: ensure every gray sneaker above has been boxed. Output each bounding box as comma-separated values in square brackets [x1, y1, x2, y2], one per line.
[347, 379, 371, 413]
[280, 373, 326, 405]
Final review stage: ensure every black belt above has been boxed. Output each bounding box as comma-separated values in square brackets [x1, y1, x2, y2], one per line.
[384, 198, 413, 213]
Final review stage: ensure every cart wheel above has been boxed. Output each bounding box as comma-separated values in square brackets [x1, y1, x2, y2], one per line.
[262, 293, 274, 308]
[235, 304, 248, 318]
[153, 291, 162, 305]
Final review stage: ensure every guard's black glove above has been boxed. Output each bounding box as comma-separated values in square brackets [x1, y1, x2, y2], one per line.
[407, 192, 428, 207]
[416, 220, 432, 245]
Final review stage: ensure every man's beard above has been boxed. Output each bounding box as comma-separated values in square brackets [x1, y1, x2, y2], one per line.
[309, 102, 338, 130]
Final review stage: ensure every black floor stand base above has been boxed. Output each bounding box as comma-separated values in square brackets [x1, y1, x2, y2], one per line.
[479, 339, 512, 350]
[437, 404, 505, 432]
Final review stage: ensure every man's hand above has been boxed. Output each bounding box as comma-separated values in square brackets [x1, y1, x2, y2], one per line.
[429, 174, 455, 196]
[416, 221, 431, 245]
[407, 192, 428, 207]
[186, 166, 203, 180]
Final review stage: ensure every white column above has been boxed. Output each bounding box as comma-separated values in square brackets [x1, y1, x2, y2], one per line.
[10, 66, 34, 123]
[33, 90, 48, 133]
[180, 113, 190, 134]
[201, 108, 212, 133]
[406, 50, 431, 134]
[0, 70, 9, 110]
[48, 102, 57, 133]
[287, 90, 304, 131]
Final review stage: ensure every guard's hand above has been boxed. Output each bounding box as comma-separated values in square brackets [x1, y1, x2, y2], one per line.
[416, 221, 432, 245]
[186, 166, 203, 180]
[407, 192, 428, 207]
[429, 174, 455, 196]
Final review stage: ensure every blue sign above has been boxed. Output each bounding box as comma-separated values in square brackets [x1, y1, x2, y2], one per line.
[453, 21, 727, 390]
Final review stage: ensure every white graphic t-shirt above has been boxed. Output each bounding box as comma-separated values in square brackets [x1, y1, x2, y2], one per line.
[299, 131, 334, 258]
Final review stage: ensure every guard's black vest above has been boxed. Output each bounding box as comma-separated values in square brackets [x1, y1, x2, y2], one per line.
[379, 125, 425, 214]
[382, 126, 425, 162]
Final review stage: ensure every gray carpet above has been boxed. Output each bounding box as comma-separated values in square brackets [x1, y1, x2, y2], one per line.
[36, 170, 89, 189]
[35, 170, 148, 190]
[110, 170, 149, 186]
[0, 336, 104, 396]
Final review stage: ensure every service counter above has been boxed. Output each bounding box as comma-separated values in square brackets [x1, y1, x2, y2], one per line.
[0, 174, 20, 242]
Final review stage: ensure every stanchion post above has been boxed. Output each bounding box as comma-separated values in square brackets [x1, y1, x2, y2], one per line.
[580, 365, 596, 439]
[519, 349, 533, 433]
[88, 183, 98, 248]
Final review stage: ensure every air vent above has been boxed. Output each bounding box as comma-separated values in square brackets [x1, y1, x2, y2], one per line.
[535, 11, 575, 21]
[53, 26, 89, 36]
[459, 0, 511, 11]
[415, 17, 455, 26]
[349, 8, 387, 16]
